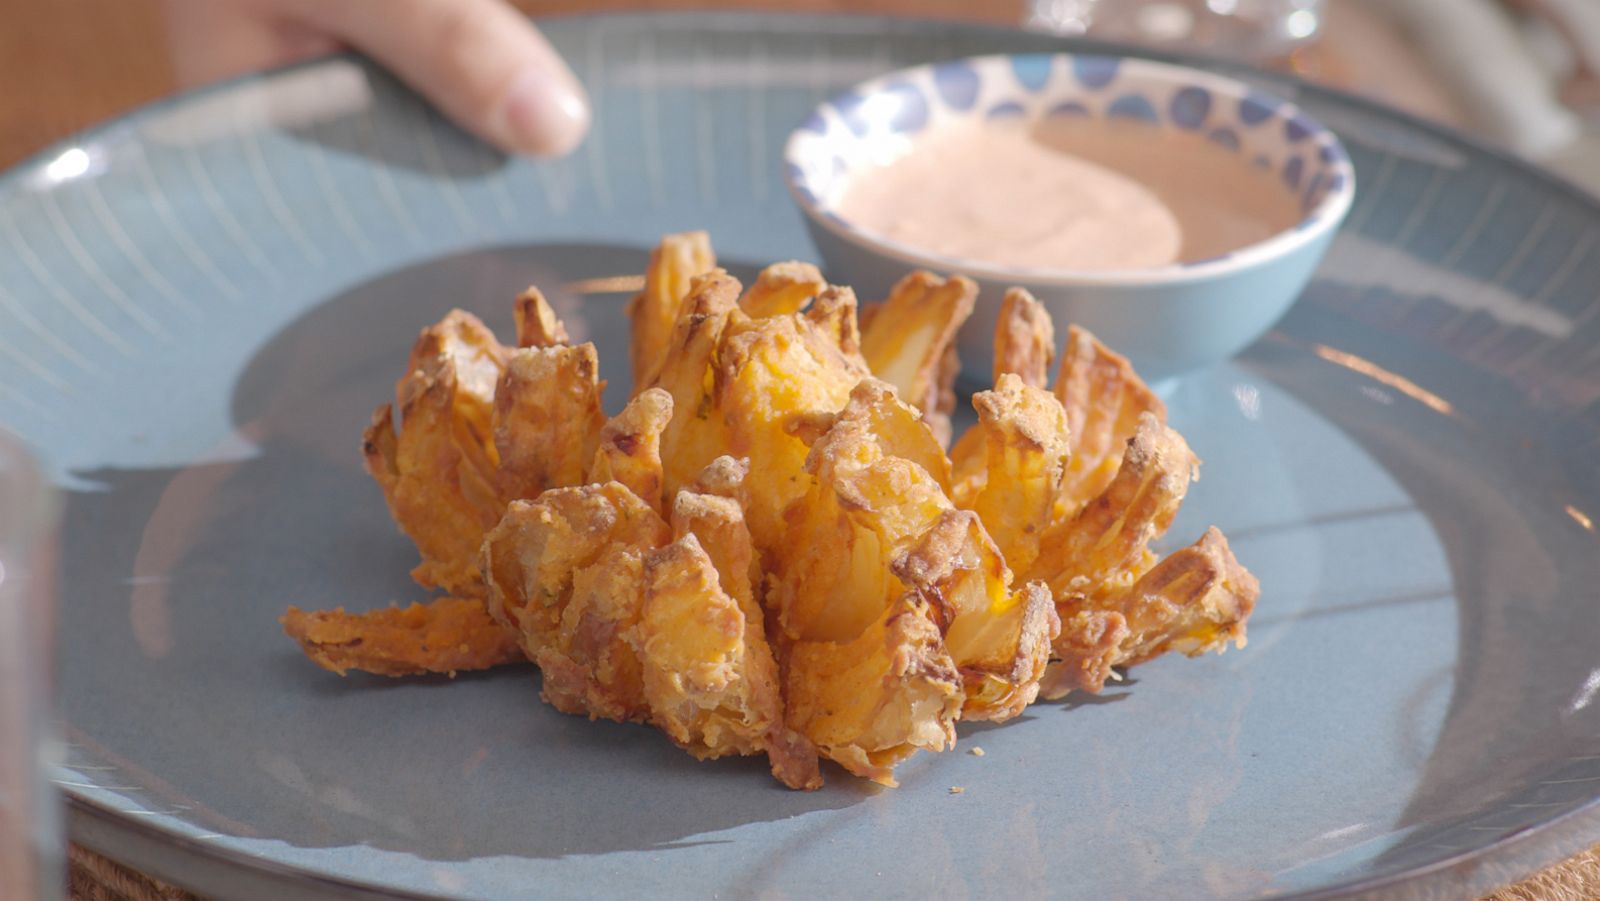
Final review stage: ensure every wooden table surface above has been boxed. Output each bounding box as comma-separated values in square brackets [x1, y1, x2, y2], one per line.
[3, 1, 1593, 899]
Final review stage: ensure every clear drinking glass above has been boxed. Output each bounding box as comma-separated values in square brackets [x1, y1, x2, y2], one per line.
[0, 432, 62, 901]
[1027, 0, 1326, 63]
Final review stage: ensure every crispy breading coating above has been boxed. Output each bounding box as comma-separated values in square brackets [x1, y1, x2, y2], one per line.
[493, 344, 607, 504]
[363, 310, 507, 597]
[479, 464, 821, 786]
[503, 399, 678, 720]
[644, 492, 822, 789]
[1042, 608, 1128, 699]
[771, 392, 952, 643]
[738, 261, 826, 319]
[784, 379, 952, 494]
[482, 482, 671, 670]
[1014, 412, 1259, 696]
[1053, 324, 1167, 518]
[802, 285, 865, 361]
[402, 308, 510, 398]
[651, 270, 744, 502]
[535, 540, 655, 722]
[589, 388, 674, 515]
[993, 287, 1056, 390]
[312, 302, 597, 679]
[306, 231, 1264, 790]
[648, 268, 871, 553]
[774, 379, 1057, 764]
[688, 454, 750, 500]
[960, 374, 1072, 573]
[851, 379, 954, 491]
[513, 286, 569, 348]
[668, 491, 759, 611]
[1041, 528, 1257, 698]
[952, 334, 1255, 698]
[281, 597, 523, 677]
[1113, 527, 1255, 664]
[859, 271, 977, 444]
[784, 594, 962, 787]
[951, 290, 1057, 509]
[628, 231, 717, 391]
[713, 304, 869, 551]
[1027, 413, 1197, 600]
[639, 537, 760, 743]
[892, 509, 1058, 722]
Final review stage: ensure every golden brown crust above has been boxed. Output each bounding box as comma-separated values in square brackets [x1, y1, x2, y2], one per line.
[772, 404, 954, 643]
[964, 373, 1072, 574]
[946, 421, 986, 509]
[282, 597, 523, 677]
[589, 388, 674, 515]
[641, 527, 823, 790]
[1053, 324, 1167, 518]
[859, 271, 977, 443]
[738, 261, 826, 319]
[1039, 609, 1130, 698]
[712, 309, 869, 551]
[627, 231, 717, 393]
[669, 492, 757, 608]
[481, 482, 672, 667]
[891, 510, 1060, 722]
[479, 465, 822, 786]
[1028, 413, 1198, 599]
[306, 238, 1264, 790]
[367, 312, 508, 598]
[493, 344, 606, 504]
[402, 309, 509, 400]
[772, 386, 1056, 740]
[993, 288, 1056, 389]
[932, 342, 961, 447]
[1041, 528, 1257, 698]
[361, 403, 400, 503]
[784, 594, 962, 786]
[835, 379, 953, 493]
[513, 286, 570, 348]
[688, 455, 750, 501]
[1113, 526, 1256, 665]
[535, 540, 654, 722]
[651, 270, 744, 502]
[802, 285, 865, 361]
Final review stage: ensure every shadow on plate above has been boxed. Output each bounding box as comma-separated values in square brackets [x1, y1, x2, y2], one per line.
[276, 58, 508, 181]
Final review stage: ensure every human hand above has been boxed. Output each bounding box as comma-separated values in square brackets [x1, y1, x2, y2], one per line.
[162, 0, 589, 156]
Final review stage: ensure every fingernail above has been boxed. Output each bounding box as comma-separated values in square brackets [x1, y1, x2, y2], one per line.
[499, 67, 589, 157]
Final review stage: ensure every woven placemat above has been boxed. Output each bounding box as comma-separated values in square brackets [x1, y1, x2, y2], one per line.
[65, 841, 1600, 900]
[69, 845, 197, 901]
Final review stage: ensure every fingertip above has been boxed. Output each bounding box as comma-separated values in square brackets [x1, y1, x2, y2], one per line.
[296, 0, 592, 158]
[496, 67, 591, 157]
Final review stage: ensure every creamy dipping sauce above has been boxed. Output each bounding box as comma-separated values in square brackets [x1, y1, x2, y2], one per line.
[834, 118, 1302, 271]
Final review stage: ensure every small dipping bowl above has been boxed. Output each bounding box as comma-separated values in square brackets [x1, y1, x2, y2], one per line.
[783, 53, 1355, 384]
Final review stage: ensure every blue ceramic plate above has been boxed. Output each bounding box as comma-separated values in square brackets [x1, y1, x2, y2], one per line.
[6, 13, 1600, 901]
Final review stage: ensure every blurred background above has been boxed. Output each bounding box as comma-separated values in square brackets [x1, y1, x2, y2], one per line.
[2, 0, 1598, 191]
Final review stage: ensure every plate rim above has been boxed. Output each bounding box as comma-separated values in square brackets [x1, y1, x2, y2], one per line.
[14, 9, 1599, 900]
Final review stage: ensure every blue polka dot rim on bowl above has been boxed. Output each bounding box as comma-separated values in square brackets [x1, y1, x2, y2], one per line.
[782, 52, 1357, 382]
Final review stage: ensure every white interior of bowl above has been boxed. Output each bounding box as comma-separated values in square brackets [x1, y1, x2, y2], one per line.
[784, 53, 1356, 285]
